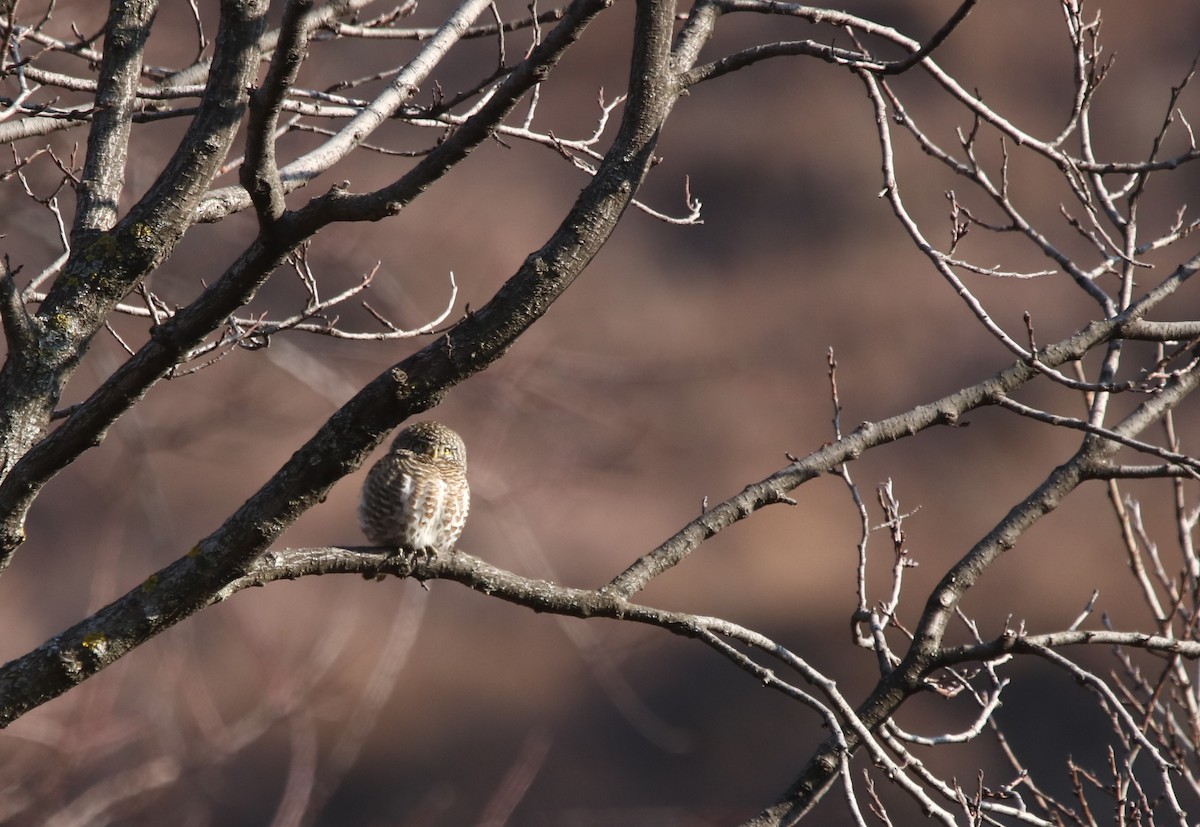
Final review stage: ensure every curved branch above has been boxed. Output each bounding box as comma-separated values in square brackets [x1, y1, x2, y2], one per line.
[994, 395, 1200, 474]
[877, 0, 978, 75]
[680, 40, 878, 88]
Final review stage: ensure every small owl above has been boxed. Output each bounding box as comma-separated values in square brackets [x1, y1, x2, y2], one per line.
[359, 421, 470, 558]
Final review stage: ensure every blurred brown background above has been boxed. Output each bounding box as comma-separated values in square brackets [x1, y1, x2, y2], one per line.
[3, 1, 1200, 824]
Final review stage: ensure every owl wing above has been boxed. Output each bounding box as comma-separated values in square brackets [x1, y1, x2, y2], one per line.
[359, 450, 421, 547]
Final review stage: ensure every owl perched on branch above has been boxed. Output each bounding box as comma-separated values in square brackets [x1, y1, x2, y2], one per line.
[359, 421, 470, 559]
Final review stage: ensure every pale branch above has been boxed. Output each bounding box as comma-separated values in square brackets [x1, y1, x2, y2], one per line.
[934, 253, 1057, 280]
[13, 64, 208, 97]
[994, 395, 1200, 476]
[280, 121, 434, 159]
[0, 100, 202, 130]
[1110, 491, 1177, 625]
[0, 0, 524, 153]
[321, 5, 566, 40]
[160, 0, 376, 90]
[682, 1, 1200, 171]
[1105, 50, 1199, 212]
[405, 96, 702, 224]
[842, 469, 872, 623]
[680, 40, 885, 88]
[0, 0, 378, 116]
[875, 726, 1055, 827]
[1023, 643, 1188, 822]
[861, 68, 1089, 363]
[1079, 213, 1200, 283]
[0, 61, 37, 125]
[940, 630, 1200, 664]
[1050, 0, 1100, 151]
[1126, 498, 1181, 605]
[18, 204, 69, 301]
[194, 0, 499, 224]
[836, 756, 870, 827]
[1067, 590, 1101, 632]
[874, 480, 915, 629]
[1123, 319, 1200, 341]
[159, 266, 460, 356]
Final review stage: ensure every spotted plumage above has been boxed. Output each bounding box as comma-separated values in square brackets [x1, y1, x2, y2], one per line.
[359, 421, 469, 557]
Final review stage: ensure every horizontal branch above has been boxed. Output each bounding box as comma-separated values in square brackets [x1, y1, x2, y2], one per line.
[939, 629, 1200, 664]
[994, 395, 1200, 475]
[222, 543, 972, 826]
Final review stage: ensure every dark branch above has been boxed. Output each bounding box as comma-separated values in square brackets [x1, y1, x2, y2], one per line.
[877, 0, 979, 75]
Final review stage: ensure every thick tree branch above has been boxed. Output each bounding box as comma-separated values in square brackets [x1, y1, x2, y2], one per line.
[0, 0, 269, 562]
[70, 0, 158, 242]
[46, 0, 267, 327]
[0, 0, 681, 726]
[0, 260, 34, 358]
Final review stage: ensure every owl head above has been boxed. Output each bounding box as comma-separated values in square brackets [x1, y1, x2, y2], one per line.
[393, 421, 467, 468]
